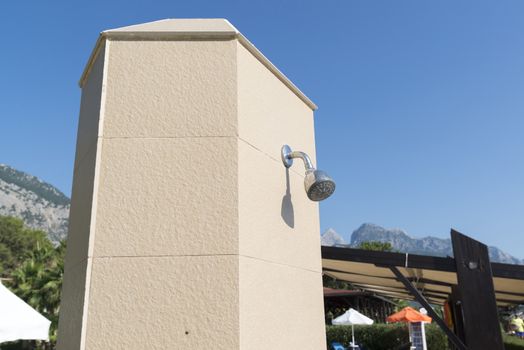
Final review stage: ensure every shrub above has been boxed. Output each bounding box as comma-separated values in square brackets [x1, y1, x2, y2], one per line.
[425, 324, 448, 350]
[503, 333, 524, 350]
[326, 323, 448, 350]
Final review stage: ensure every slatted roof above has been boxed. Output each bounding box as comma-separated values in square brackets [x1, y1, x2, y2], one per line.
[322, 246, 524, 307]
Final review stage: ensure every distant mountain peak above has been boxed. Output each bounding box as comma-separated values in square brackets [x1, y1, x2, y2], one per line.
[351, 223, 412, 246]
[0, 164, 70, 243]
[323, 223, 522, 265]
[321, 228, 346, 246]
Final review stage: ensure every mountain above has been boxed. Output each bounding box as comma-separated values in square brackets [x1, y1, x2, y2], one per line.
[320, 228, 347, 246]
[0, 164, 69, 244]
[350, 223, 452, 257]
[322, 223, 523, 265]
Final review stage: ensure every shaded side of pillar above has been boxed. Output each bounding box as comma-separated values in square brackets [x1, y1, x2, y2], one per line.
[57, 42, 107, 350]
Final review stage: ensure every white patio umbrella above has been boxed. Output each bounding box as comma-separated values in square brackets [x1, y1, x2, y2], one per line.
[0, 282, 51, 343]
[332, 308, 374, 348]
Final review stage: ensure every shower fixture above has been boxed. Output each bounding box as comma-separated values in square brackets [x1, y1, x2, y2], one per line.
[281, 145, 335, 201]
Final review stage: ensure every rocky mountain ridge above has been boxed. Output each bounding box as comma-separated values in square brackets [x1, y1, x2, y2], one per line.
[0, 164, 69, 243]
[321, 223, 522, 265]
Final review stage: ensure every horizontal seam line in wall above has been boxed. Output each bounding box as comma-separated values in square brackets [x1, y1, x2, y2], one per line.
[237, 137, 305, 178]
[76, 136, 305, 177]
[73, 134, 238, 171]
[65, 257, 90, 271]
[100, 135, 237, 140]
[239, 254, 322, 274]
[93, 253, 239, 259]
[73, 139, 99, 174]
[90, 254, 321, 273]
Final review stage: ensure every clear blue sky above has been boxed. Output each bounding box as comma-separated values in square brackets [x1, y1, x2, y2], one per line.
[1, 1, 523, 258]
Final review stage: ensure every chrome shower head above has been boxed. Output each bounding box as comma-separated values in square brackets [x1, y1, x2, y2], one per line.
[281, 145, 336, 201]
[304, 169, 336, 201]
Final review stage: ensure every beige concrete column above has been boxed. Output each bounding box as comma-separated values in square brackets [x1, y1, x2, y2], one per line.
[58, 19, 325, 350]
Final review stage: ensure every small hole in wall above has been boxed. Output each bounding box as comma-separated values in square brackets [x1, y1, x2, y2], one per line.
[185, 331, 189, 335]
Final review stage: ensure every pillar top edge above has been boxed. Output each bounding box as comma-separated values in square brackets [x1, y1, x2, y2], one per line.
[104, 18, 239, 35]
[79, 18, 317, 111]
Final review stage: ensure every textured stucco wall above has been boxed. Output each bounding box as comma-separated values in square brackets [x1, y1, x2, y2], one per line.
[58, 19, 325, 350]
[237, 42, 326, 349]
[57, 43, 106, 350]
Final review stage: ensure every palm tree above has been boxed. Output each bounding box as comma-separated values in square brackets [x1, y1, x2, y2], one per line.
[9, 241, 65, 350]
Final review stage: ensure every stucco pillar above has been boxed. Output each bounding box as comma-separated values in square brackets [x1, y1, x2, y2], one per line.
[58, 19, 325, 350]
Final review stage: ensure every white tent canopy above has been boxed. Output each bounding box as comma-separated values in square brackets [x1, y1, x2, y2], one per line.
[332, 308, 374, 349]
[0, 282, 51, 343]
[332, 308, 374, 326]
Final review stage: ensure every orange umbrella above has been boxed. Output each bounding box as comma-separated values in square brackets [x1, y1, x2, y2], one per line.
[387, 307, 432, 323]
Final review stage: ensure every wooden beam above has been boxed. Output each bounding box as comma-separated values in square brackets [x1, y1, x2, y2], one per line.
[322, 246, 456, 272]
[492, 262, 524, 279]
[323, 246, 524, 280]
[389, 266, 467, 350]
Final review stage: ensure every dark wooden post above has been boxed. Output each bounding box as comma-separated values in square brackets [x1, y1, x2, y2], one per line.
[451, 229, 504, 350]
[449, 285, 466, 345]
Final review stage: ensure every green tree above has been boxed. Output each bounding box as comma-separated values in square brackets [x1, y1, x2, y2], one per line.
[324, 241, 393, 290]
[357, 240, 393, 252]
[8, 241, 65, 350]
[0, 216, 51, 276]
[0, 216, 64, 350]
[323, 273, 352, 290]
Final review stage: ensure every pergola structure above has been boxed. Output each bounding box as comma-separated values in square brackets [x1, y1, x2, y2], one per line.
[323, 287, 395, 323]
[322, 230, 524, 350]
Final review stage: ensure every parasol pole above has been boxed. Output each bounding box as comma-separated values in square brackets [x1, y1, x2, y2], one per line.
[352, 324, 355, 348]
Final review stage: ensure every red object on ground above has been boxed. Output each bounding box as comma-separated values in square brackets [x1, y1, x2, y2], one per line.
[386, 307, 432, 323]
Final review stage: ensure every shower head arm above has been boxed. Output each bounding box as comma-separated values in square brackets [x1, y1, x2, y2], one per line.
[281, 145, 315, 171]
[288, 151, 315, 172]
